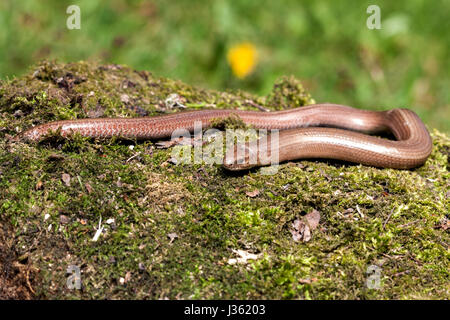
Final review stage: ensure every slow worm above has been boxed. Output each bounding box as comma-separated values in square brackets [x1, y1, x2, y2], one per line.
[18, 103, 432, 170]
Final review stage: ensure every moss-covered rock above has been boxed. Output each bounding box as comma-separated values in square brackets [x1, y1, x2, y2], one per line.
[0, 61, 448, 299]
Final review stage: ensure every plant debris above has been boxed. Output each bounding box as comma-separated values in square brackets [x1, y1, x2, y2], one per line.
[227, 249, 262, 265]
[290, 209, 321, 242]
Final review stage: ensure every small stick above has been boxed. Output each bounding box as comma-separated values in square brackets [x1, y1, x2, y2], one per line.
[392, 270, 410, 277]
[398, 219, 421, 229]
[126, 152, 141, 163]
[245, 99, 270, 112]
[382, 208, 395, 229]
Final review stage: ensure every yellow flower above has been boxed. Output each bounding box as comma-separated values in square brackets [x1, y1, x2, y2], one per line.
[227, 42, 258, 79]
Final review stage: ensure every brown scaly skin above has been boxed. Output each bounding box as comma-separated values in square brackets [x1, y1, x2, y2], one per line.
[17, 104, 432, 170]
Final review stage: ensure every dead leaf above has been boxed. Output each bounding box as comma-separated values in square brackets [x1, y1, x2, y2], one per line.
[61, 173, 71, 186]
[35, 180, 43, 190]
[298, 278, 318, 284]
[290, 209, 321, 242]
[85, 182, 93, 194]
[165, 93, 186, 109]
[435, 217, 449, 231]
[59, 215, 69, 225]
[245, 189, 260, 198]
[120, 94, 130, 104]
[305, 209, 320, 230]
[167, 232, 178, 243]
[124, 271, 132, 283]
[227, 249, 261, 265]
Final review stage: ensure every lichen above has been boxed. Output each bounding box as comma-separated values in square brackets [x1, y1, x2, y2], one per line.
[0, 61, 448, 299]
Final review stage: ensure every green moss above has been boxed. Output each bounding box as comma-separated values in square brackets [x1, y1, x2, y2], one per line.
[210, 114, 249, 130]
[0, 61, 448, 299]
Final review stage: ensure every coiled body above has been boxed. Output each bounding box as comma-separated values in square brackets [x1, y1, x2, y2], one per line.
[18, 103, 432, 170]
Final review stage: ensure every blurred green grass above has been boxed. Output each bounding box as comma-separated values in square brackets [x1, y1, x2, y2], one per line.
[0, 0, 448, 131]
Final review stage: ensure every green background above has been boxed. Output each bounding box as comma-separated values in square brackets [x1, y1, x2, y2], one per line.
[1, 0, 448, 132]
